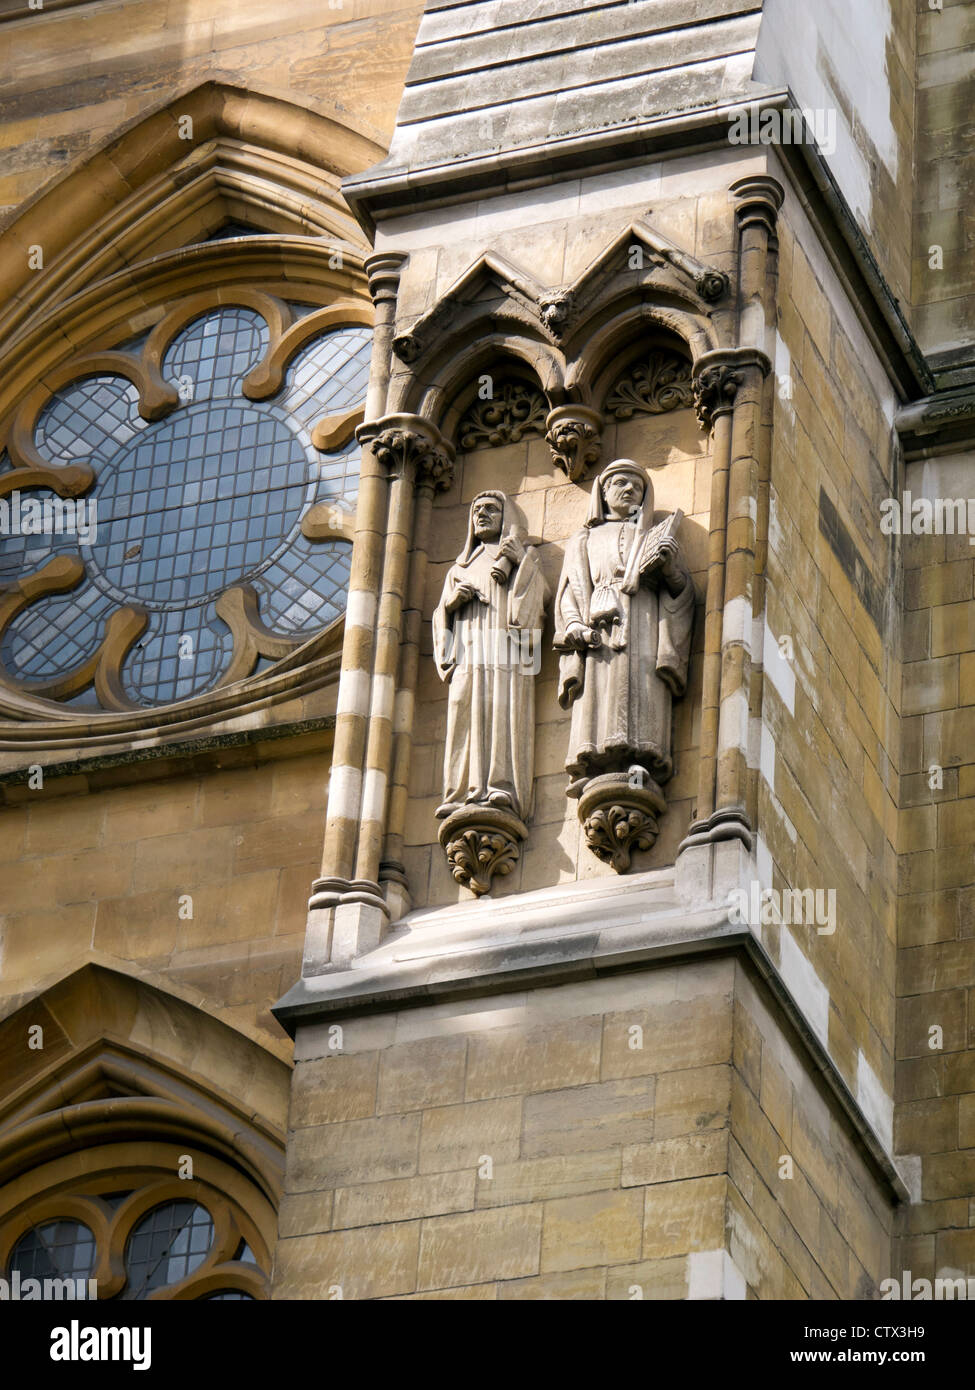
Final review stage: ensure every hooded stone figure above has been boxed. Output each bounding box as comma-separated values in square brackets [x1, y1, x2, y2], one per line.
[554, 459, 694, 796]
[433, 490, 548, 822]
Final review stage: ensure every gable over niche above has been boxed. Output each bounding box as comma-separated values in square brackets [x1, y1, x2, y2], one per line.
[385, 218, 729, 481]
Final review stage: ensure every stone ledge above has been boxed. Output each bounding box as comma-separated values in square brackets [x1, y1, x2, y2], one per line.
[274, 872, 908, 1206]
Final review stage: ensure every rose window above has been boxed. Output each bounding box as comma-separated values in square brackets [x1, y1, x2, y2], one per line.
[0, 299, 371, 710]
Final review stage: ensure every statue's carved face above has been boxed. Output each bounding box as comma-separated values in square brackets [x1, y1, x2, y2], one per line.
[472, 496, 503, 541]
[603, 472, 645, 519]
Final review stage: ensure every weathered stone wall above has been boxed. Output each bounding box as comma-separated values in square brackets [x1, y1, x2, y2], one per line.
[0, 730, 332, 1056]
[755, 0, 917, 318]
[895, 449, 975, 1284]
[757, 160, 901, 1153]
[274, 958, 894, 1298]
[913, 0, 975, 362]
[0, 0, 426, 221]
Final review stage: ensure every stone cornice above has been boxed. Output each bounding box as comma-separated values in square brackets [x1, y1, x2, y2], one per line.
[896, 386, 975, 460]
[346, 89, 937, 405]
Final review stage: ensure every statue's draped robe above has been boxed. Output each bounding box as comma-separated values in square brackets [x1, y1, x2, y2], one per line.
[555, 517, 694, 784]
[433, 540, 546, 820]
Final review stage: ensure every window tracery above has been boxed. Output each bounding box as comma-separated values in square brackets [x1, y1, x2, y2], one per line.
[0, 296, 371, 711]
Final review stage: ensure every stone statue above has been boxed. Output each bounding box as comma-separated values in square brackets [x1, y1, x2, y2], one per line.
[554, 459, 694, 870]
[432, 490, 548, 894]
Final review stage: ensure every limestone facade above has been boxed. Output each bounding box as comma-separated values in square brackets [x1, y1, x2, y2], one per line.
[0, 0, 973, 1302]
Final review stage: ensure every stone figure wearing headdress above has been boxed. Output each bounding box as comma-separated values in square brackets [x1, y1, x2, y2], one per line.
[432, 491, 548, 893]
[554, 459, 694, 870]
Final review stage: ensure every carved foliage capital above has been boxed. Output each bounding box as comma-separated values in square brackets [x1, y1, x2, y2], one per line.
[692, 348, 773, 430]
[693, 363, 743, 431]
[368, 414, 456, 492]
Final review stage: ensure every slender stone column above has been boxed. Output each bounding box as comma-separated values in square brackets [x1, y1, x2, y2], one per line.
[304, 255, 405, 975]
[714, 349, 770, 828]
[353, 419, 454, 894]
[730, 176, 784, 833]
[675, 176, 782, 907]
[690, 370, 738, 828]
[380, 475, 435, 919]
[317, 254, 405, 888]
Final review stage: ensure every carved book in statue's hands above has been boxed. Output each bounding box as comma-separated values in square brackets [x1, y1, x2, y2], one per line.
[637, 508, 684, 577]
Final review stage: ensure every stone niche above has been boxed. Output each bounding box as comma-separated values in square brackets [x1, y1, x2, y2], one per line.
[403, 365, 710, 909]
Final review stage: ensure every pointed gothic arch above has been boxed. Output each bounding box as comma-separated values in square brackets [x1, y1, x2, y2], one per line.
[0, 964, 288, 1296]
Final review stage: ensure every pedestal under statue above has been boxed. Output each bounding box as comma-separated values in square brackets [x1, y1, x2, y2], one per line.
[554, 459, 694, 870]
[433, 490, 548, 894]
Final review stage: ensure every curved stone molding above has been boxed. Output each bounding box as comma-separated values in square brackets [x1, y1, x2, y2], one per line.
[311, 406, 365, 453]
[678, 806, 754, 855]
[605, 350, 694, 419]
[438, 805, 528, 897]
[730, 173, 786, 245]
[241, 303, 373, 400]
[214, 584, 305, 686]
[0, 81, 382, 376]
[458, 382, 548, 450]
[392, 251, 567, 364]
[544, 404, 603, 480]
[578, 772, 667, 873]
[0, 558, 148, 711]
[370, 413, 456, 492]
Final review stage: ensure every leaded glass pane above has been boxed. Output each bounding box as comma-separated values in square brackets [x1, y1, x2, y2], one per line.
[123, 1201, 214, 1298]
[9, 1220, 97, 1282]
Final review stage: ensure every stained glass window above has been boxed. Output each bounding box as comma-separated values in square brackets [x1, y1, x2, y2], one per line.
[0, 305, 370, 708]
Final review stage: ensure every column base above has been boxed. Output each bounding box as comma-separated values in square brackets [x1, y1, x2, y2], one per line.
[675, 808, 753, 909]
[302, 876, 390, 973]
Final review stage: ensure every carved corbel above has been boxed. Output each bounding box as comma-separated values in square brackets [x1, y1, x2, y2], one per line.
[538, 289, 575, 338]
[545, 405, 603, 481]
[438, 806, 528, 897]
[578, 772, 667, 874]
[367, 413, 456, 493]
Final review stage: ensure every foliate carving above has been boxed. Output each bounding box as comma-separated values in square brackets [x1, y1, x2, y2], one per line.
[439, 808, 526, 897]
[371, 416, 456, 492]
[692, 364, 742, 431]
[581, 797, 662, 873]
[605, 351, 694, 420]
[458, 383, 548, 451]
[545, 406, 603, 481]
